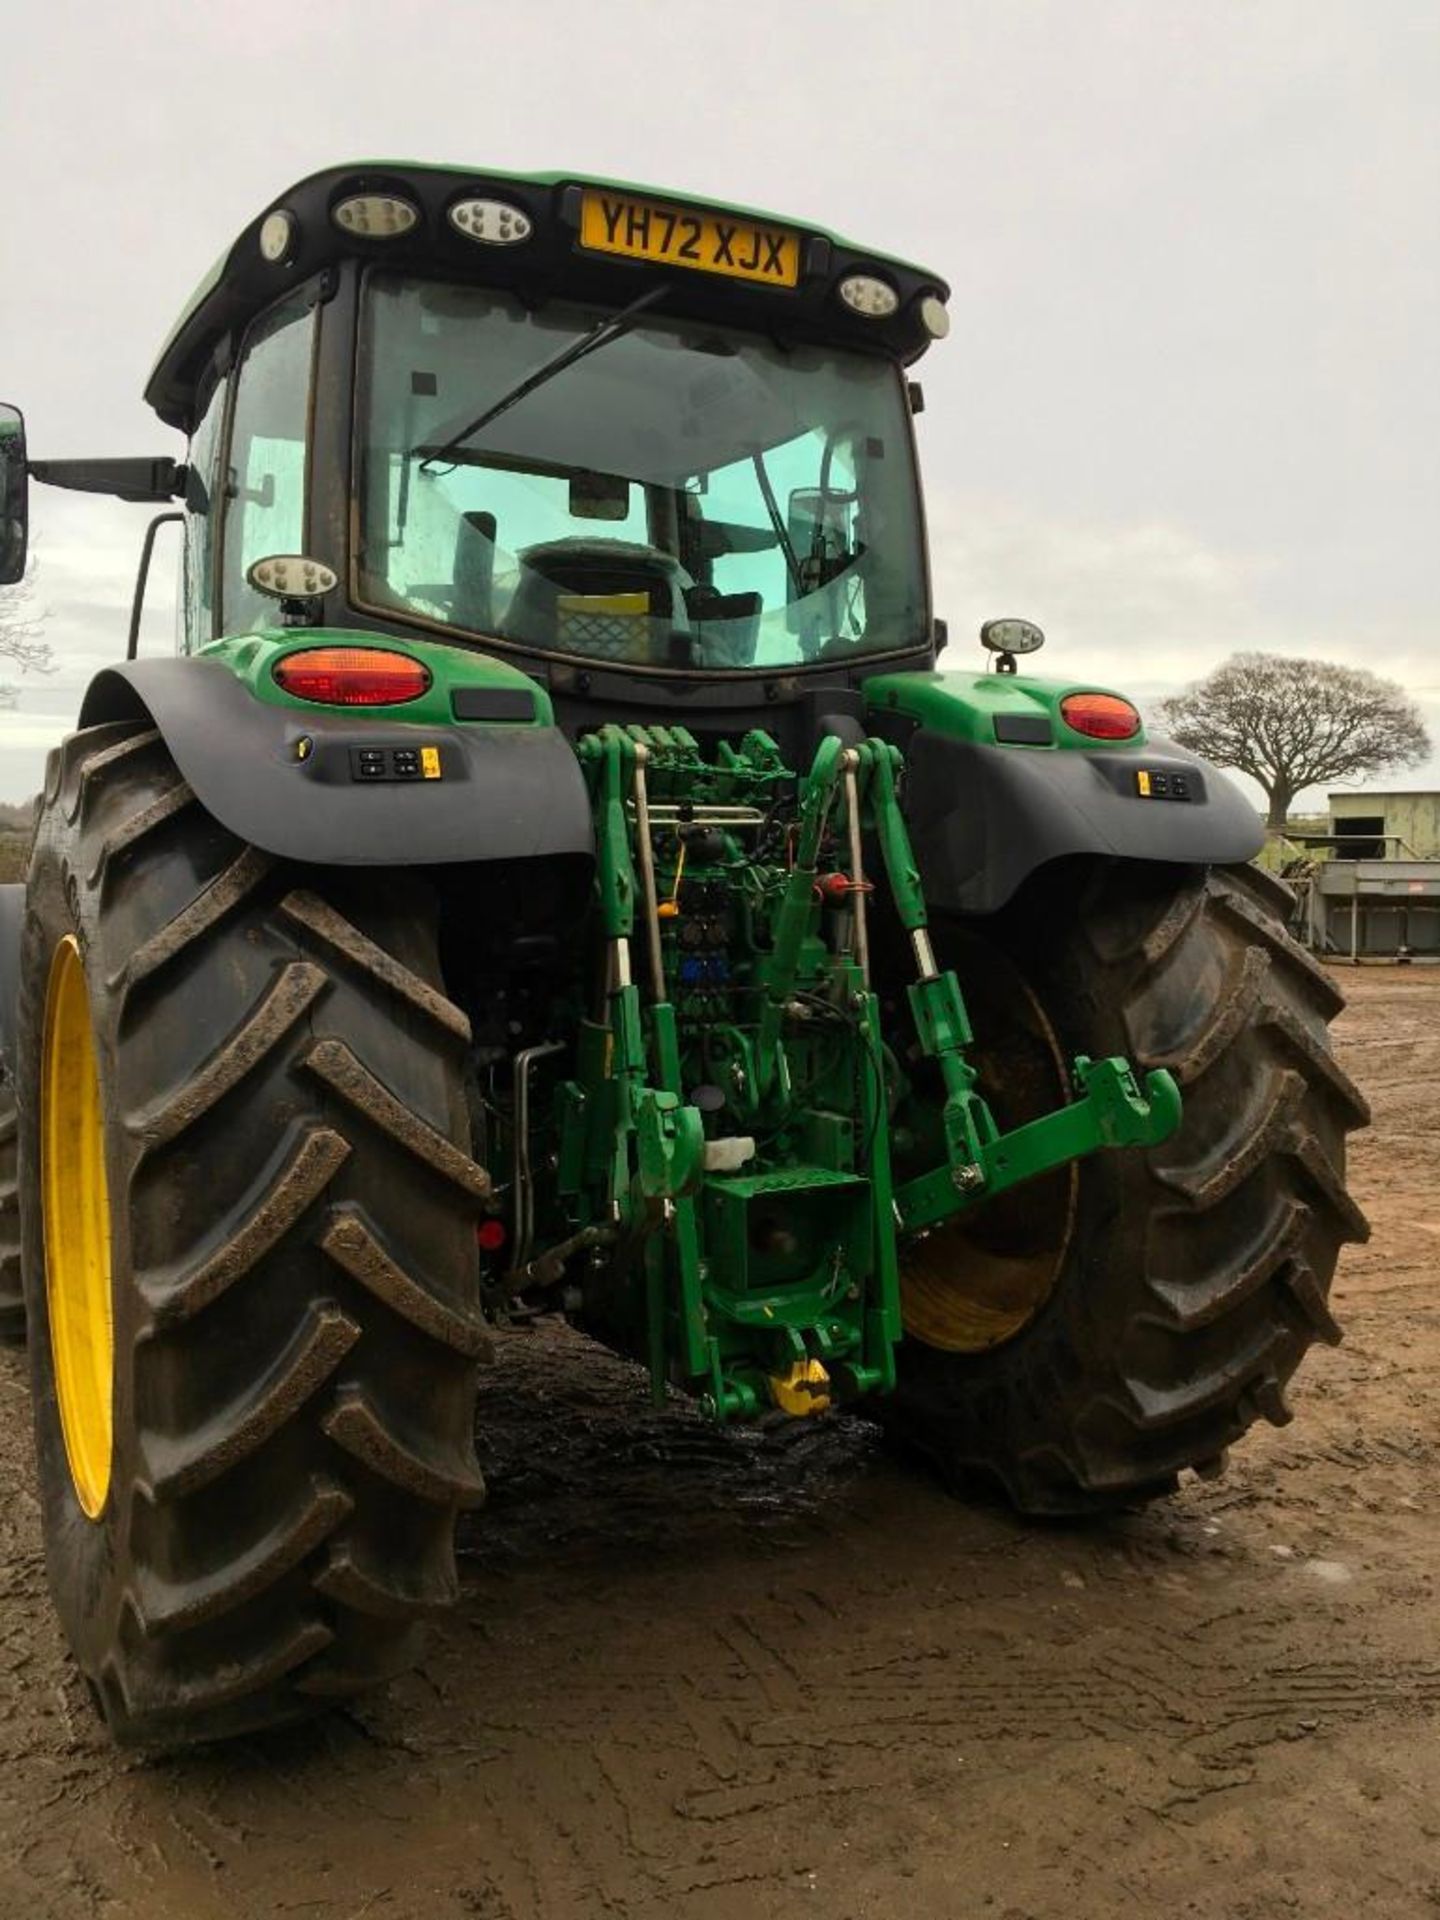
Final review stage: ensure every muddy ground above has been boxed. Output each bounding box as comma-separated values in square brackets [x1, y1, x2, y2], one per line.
[1, 966, 1436, 1919]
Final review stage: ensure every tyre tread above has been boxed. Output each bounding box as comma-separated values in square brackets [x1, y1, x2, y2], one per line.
[128, 961, 329, 1152]
[0, 1089, 21, 1342]
[133, 1480, 352, 1632]
[280, 890, 472, 1044]
[21, 722, 487, 1745]
[303, 1037, 492, 1201]
[88, 779, 196, 892]
[140, 1126, 352, 1327]
[141, 1304, 361, 1499]
[122, 845, 274, 991]
[888, 860, 1369, 1515]
[314, 1540, 458, 1619]
[323, 1382, 486, 1509]
[321, 1207, 489, 1357]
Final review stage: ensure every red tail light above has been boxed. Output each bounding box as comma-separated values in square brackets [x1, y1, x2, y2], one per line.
[1060, 692, 1141, 740]
[273, 647, 431, 707]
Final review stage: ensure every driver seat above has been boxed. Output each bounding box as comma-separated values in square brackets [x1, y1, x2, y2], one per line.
[504, 539, 691, 662]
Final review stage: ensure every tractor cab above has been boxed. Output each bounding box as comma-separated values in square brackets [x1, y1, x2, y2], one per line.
[195, 173, 945, 689]
[7, 167, 951, 710]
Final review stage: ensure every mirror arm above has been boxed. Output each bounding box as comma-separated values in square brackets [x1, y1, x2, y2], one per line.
[29, 457, 187, 505]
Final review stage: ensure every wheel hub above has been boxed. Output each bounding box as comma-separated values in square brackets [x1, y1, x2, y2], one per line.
[897, 936, 1075, 1353]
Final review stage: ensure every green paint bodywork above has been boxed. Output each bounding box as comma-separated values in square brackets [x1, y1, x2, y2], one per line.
[197, 629, 1142, 755]
[866, 668, 1148, 750]
[198, 626, 552, 727]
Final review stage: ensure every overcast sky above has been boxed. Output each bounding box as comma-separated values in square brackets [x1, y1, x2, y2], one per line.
[1, 0, 1435, 811]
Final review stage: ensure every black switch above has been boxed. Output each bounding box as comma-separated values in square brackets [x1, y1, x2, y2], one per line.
[351, 746, 389, 781]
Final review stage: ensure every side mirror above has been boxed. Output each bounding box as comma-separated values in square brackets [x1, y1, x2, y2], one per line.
[0, 404, 27, 587]
[787, 486, 854, 583]
[785, 485, 857, 643]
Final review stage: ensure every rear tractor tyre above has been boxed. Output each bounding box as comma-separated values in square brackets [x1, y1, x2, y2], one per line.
[20, 722, 489, 1746]
[887, 861, 1370, 1516]
[0, 1081, 21, 1341]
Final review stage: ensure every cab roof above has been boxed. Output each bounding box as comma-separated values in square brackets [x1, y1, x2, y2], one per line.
[145, 161, 951, 432]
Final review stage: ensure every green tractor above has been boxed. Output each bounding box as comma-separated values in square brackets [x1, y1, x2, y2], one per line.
[0, 164, 1367, 1747]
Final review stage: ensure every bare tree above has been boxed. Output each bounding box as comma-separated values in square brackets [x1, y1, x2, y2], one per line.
[1157, 652, 1429, 828]
[0, 549, 54, 676]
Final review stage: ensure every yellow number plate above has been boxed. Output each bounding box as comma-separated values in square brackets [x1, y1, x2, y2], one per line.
[579, 190, 800, 288]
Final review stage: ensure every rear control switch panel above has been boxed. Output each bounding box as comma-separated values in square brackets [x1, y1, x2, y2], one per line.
[348, 744, 443, 781]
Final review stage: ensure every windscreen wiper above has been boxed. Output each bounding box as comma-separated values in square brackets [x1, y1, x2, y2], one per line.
[750, 450, 803, 595]
[415, 283, 672, 473]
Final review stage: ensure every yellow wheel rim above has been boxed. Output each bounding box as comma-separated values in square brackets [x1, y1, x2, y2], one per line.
[898, 935, 1076, 1355]
[899, 1183, 1075, 1352]
[41, 936, 114, 1518]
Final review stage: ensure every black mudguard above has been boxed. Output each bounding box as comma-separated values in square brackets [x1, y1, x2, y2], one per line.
[897, 728, 1264, 915]
[79, 658, 595, 869]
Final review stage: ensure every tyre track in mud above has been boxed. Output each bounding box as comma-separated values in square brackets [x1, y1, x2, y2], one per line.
[0, 966, 1436, 1919]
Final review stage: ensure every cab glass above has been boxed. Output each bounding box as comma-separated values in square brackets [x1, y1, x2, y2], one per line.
[355, 273, 928, 672]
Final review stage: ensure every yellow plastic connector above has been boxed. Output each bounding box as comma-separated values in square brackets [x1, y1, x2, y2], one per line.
[767, 1358, 831, 1417]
